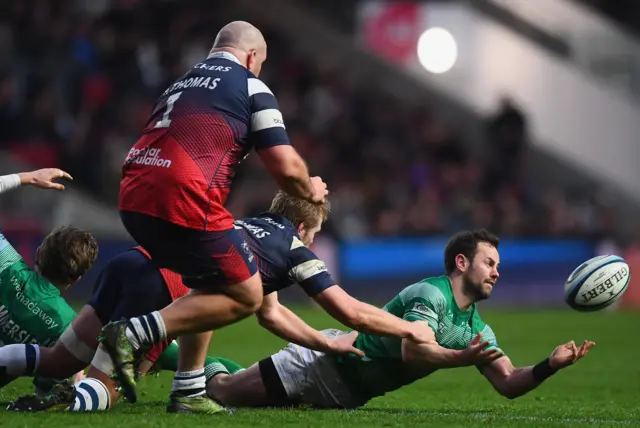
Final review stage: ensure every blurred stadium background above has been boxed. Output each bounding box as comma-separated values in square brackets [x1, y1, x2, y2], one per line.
[2, 0, 640, 309]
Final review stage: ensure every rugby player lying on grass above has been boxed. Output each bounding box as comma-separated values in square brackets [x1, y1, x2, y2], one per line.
[0, 167, 97, 395]
[202, 230, 596, 409]
[6, 192, 431, 412]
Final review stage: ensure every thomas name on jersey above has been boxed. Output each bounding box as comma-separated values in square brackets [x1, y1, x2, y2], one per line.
[161, 75, 222, 97]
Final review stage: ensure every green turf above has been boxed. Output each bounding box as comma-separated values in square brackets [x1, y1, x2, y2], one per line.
[1, 308, 639, 427]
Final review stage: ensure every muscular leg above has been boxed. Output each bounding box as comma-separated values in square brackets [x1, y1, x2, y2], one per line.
[112, 274, 262, 403]
[177, 332, 213, 373]
[107, 214, 264, 411]
[159, 280, 261, 335]
[160, 282, 261, 373]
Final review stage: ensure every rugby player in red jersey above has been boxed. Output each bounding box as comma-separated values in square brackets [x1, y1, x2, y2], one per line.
[100, 21, 328, 414]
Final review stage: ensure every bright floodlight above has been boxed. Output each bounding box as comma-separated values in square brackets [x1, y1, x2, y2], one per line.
[416, 27, 457, 74]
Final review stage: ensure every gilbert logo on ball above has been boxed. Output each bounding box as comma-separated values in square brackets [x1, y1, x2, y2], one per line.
[564, 255, 631, 312]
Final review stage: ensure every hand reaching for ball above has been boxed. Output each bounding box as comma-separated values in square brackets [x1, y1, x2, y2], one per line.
[549, 340, 596, 370]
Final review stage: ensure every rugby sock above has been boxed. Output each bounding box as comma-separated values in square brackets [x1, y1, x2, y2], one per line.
[155, 341, 245, 376]
[204, 357, 245, 382]
[68, 378, 110, 411]
[217, 357, 245, 374]
[172, 369, 207, 398]
[0, 344, 40, 386]
[125, 311, 167, 349]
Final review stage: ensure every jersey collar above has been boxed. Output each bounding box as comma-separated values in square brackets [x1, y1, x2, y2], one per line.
[207, 51, 242, 65]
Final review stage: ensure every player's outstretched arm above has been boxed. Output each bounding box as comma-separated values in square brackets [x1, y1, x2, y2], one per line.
[256, 292, 364, 356]
[480, 340, 595, 399]
[312, 286, 435, 343]
[402, 330, 502, 368]
[0, 168, 72, 194]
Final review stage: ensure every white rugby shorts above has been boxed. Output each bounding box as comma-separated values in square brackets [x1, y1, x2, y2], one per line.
[270, 329, 368, 409]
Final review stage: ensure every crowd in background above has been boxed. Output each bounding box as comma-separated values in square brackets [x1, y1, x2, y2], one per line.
[0, 0, 624, 242]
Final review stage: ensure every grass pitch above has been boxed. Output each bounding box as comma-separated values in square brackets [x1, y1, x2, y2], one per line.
[0, 307, 638, 427]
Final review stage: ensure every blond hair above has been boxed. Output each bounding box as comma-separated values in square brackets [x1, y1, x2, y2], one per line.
[268, 191, 329, 227]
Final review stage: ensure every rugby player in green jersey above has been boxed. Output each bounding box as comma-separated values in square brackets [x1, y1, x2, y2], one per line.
[202, 230, 596, 408]
[0, 168, 98, 392]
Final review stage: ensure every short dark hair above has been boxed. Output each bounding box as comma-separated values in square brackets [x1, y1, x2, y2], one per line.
[444, 229, 500, 274]
[268, 191, 330, 227]
[36, 226, 98, 285]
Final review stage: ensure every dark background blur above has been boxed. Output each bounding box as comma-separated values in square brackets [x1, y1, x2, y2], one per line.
[1, 0, 639, 308]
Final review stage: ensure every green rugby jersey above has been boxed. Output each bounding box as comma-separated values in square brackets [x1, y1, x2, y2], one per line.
[0, 233, 76, 347]
[334, 275, 503, 401]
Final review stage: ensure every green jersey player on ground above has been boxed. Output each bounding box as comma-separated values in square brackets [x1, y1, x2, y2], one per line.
[0, 167, 98, 392]
[202, 230, 595, 408]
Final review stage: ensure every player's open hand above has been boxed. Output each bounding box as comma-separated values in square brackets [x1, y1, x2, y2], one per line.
[326, 331, 365, 357]
[18, 168, 73, 191]
[310, 176, 328, 204]
[549, 340, 595, 369]
[459, 333, 504, 366]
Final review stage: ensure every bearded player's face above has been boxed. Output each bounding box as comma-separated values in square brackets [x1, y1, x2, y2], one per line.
[463, 242, 500, 301]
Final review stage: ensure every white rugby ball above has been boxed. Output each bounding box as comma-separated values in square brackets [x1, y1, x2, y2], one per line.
[564, 255, 631, 311]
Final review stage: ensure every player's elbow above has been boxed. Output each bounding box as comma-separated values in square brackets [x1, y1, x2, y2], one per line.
[256, 309, 277, 329]
[493, 380, 521, 400]
[500, 388, 521, 400]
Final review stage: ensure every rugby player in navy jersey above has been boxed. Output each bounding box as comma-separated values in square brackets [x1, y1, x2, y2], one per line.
[235, 192, 432, 355]
[5, 191, 433, 413]
[104, 21, 330, 413]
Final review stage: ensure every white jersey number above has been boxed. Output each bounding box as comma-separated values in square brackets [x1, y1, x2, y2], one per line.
[154, 91, 183, 129]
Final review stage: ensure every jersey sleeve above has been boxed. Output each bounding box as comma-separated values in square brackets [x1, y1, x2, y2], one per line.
[0, 232, 23, 274]
[475, 324, 506, 372]
[0, 174, 21, 194]
[287, 237, 335, 297]
[400, 282, 447, 332]
[479, 324, 504, 355]
[44, 300, 76, 344]
[247, 77, 291, 150]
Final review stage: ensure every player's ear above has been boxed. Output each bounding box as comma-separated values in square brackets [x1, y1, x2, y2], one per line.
[247, 49, 257, 69]
[297, 222, 306, 236]
[455, 254, 468, 272]
[34, 245, 42, 264]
